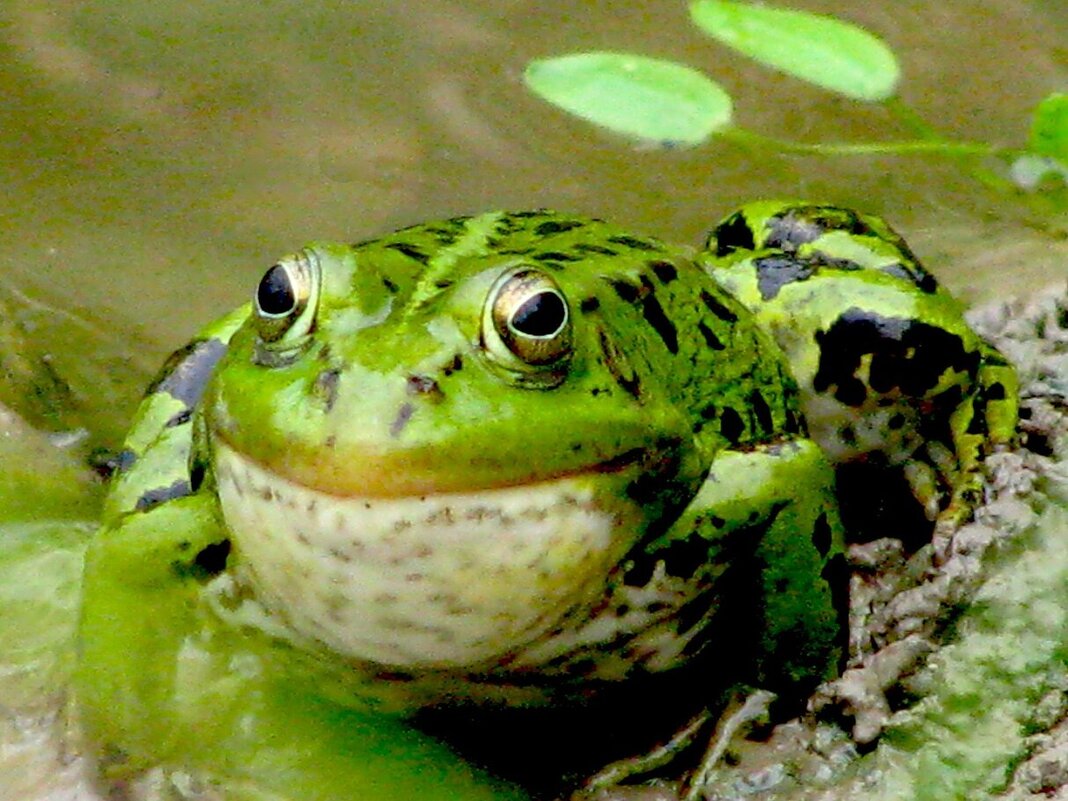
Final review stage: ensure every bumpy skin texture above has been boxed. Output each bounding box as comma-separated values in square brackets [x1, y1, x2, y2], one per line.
[703, 203, 1017, 527]
[77, 203, 1016, 794]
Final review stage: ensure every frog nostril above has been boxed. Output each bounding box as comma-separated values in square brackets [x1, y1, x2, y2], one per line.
[406, 374, 443, 400]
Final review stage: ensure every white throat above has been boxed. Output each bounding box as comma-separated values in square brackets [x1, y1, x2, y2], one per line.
[213, 442, 626, 670]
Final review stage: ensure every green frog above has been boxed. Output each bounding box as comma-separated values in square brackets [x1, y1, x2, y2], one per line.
[76, 203, 1016, 796]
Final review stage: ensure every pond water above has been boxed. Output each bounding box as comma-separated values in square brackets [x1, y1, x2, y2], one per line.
[0, 0, 1065, 446]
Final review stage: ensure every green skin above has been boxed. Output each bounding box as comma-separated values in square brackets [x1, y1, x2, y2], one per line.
[77, 203, 1017, 796]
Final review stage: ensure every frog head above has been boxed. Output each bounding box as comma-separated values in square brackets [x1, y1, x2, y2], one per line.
[202, 217, 708, 671]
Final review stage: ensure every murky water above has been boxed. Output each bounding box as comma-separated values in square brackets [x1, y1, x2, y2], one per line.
[1, 0, 1065, 444]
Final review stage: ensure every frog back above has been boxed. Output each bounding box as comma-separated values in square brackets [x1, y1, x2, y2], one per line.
[701, 202, 1017, 522]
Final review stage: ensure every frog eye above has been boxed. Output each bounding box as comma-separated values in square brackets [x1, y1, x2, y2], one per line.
[483, 268, 572, 378]
[257, 263, 299, 318]
[252, 251, 321, 361]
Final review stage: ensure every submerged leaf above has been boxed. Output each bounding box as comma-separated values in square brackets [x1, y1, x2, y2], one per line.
[690, 0, 900, 101]
[524, 52, 733, 146]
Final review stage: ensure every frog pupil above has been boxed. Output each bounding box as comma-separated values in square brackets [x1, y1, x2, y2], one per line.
[257, 264, 295, 316]
[511, 291, 566, 338]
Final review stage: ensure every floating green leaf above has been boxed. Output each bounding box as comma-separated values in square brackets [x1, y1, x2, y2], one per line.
[524, 52, 733, 146]
[689, 0, 900, 102]
[1030, 92, 1068, 163]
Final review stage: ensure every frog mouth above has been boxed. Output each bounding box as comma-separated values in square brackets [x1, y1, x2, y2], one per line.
[212, 441, 633, 670]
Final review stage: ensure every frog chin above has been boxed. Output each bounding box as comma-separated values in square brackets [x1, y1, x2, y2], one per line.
[212, 440, 632, 670]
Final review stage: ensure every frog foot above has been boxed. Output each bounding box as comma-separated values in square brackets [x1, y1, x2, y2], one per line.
[933, 347, 1020, 555]
[902, 460, 941, 522]
[574, 709, 712, 799]
[679, 690, 776, 801]
[573, 690, 777, 801]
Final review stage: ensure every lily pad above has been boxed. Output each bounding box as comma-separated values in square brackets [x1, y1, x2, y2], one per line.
[524, 52, 733, 146]
[689, 0, 900, 101]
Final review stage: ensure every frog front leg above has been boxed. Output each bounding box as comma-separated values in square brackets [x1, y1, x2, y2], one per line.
[643, 437, 847, 695]
[582, 439, 845, 796]
[77, 494, 231, 770]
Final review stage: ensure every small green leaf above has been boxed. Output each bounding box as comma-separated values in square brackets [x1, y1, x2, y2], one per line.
[689, 0, 900, 102]
[524, 52, 733, 146]
[1029, 92, 1068, 163]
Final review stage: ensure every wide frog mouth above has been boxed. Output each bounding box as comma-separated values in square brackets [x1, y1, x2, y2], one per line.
[212, 440, 647, 670]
